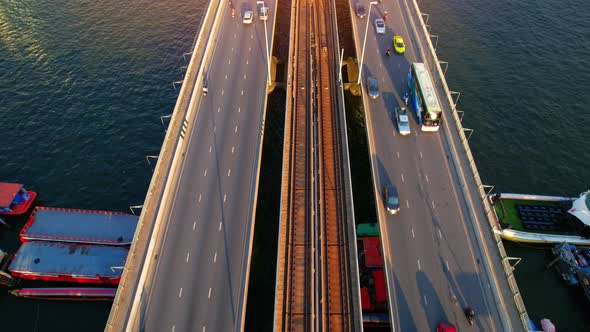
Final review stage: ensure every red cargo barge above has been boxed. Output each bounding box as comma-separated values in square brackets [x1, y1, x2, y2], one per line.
[20, 207, 138, 245]
[0, 183, 36, 215]
[8, 241, 127, 284]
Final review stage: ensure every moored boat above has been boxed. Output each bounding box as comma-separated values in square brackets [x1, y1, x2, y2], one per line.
[490, 191, 590, 245]
[0, 183, 36, 215]
[8, 241, 127, 284]
[19, 207, 138, 245]
[9, 287, 117, 301]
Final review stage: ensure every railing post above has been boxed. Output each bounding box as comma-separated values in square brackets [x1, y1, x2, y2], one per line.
[450, 91, 461, 108]
[439, 61, 448, 76]
[430, 34, 439, 51]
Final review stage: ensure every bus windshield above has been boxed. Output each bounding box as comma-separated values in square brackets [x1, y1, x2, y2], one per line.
[408, 62, 442, 131]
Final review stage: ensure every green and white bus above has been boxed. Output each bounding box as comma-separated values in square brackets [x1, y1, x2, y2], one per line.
[408, 62, 442, 131]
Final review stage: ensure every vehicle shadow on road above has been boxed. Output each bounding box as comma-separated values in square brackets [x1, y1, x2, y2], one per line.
[393, 272, 418, 332]
[415, 270, 450, 330]
[439, 255, 491, 331]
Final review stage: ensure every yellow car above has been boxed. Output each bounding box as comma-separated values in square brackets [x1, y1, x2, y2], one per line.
[393, 35, 406, 54]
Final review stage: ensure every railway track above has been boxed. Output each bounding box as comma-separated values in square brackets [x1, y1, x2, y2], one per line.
[274, 0, 351, 328]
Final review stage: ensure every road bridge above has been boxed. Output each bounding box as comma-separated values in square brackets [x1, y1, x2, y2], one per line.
[105, 0, 277, 330]
[348, 0, 529, 330]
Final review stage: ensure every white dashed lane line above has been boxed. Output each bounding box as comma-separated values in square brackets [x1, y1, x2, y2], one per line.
[203, 169, 207, 177]
[411, 228, 415, 238]
[198, 194, 202, 202]
[227, 169, 231, 177]
[406, 200, 410, 208]
[208, 287, 212, 299]
[186, 252, 190, 263]
[417, 259, 421, 271]
[178, 288, 183, 298]
[401, 173, 405, 183]
[219, 221, 222, 231]
[193, 221, 197, 231]
[214, 252, 217, 263]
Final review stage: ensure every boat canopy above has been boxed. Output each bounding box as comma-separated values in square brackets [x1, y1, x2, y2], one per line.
[568, 190, 590, 226]
[0, 183, 24, 210]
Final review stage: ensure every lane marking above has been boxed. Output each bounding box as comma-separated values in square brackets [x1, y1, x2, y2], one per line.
[238, 107, 241, 113]
[431, 200, 435, 209]
[228, 59, 231, 64]
[221, 89, 224, 96]
[219, 221, 222, 231]
[401, 173, 405, 183]
[234, 33, 236, 38]
[392, 129, 396, 137]
[396, 151, 400, 159]
[244, 74, 247, 80]
[209, 145, 212, 153]
[251, 33, 253, 39]
[446, 260, 450, 271]
[186, 252, 190, 262]
[224, 194, 227, 202]
[203, 169, 207, 177]
[417, 259, 421, 271]
[228, 169, 231, 177]
[232, 146, 235, 154]
[202, 326, 206, 332]
[217, 107, 220, 113]
[208, 287, 212, 299]
[235, 125, 238, 133]
[172, 325, 175, 332]
[246, 59, 249, 65]
[198, 194, 202, 202]
[193, 221, 196, 231]
[424, 295, 428, 306]
[231, 47, 234, 52]
[406, 200, 410, 208]
[438, 229, 442, 239]
[249, 47, 252, 52]
[241, 90, 244, 96]
[178, 287, 183, 298]
[225, 74, 227, 80]
[420, 151, 423, 159]
[214, 252, 217, 263]
[411, 228, 415, 238]
[425, 174, 429, 183]
[213, 126, 216, 132]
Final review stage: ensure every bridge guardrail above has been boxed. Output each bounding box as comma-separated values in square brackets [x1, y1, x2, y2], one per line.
[105, 0, 227, 329]
[405, 0, 530, 330]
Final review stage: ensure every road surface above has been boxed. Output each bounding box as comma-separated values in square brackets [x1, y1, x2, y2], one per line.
[352, 0, 506, 330]
[141, 2, 275, 331]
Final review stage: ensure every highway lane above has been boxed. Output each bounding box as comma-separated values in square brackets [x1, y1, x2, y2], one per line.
[352, 0, 504, 330]
[142, 2, 275, 331]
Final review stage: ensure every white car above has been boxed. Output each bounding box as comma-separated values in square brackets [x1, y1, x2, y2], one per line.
[243, 11, 254, 24]
[395, 107, 411, 135]
[374, 18, 386, 34]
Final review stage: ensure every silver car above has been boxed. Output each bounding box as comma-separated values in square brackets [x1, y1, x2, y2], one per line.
[366, 76, 379, 99]
[243, 10, 254, 24]
[395, 107, 411, 135]
[374, 18, 386, 34]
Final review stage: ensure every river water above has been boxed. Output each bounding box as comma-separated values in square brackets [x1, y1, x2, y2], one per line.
[1, 0, 589, 330]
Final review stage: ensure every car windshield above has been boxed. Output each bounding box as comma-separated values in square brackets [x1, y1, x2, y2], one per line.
[388, 196, 399, 206]
[399, 114, 409, 122]
[396, 42, 404, 47]
[369, 79, 378, 91]
[377, 22, 384, 27]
